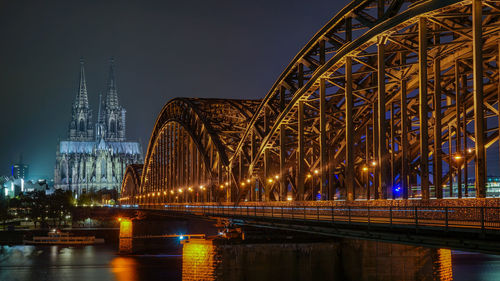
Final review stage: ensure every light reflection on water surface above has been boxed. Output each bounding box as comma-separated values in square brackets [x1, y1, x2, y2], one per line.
[0, 240, 498, 281]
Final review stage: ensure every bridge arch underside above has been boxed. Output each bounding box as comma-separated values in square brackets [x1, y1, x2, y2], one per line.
[122, 98, 260, 205]
[120, 164, 143, 203]
[122, 0, 500, 205]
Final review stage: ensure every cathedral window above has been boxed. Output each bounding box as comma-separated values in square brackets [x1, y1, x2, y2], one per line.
[61, 167, 67, 183]
[101, 160, 107, 179]
[110, 119, 116, 134]
[79, 119, 85, 132]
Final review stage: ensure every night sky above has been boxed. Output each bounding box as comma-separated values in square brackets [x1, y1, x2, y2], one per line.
[0, 0, 348, 179]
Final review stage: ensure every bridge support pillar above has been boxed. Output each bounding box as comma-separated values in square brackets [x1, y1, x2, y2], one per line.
[472, 0, 486, 198]
[345, 56, 354, 201]
[119, 218, 133, 254]
[297, 101, 305, 200]
[418, 17, 430, 199]
[433, 58, 443, 199]
[319, 78, 328, 200]
[377, 40, 388, 199]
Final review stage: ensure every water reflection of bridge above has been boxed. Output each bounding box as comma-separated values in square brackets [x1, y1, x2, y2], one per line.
[110, 238, 454, 281]
[181, 238, 453, 281]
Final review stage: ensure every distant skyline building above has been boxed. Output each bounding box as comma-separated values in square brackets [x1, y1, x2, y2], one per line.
[54, 59, 143, 195]
[12, 155, 29, 179]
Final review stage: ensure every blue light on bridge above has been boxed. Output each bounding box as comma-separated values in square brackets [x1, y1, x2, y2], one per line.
[179, 235, 185, 240]
[393, 184, 402, 196]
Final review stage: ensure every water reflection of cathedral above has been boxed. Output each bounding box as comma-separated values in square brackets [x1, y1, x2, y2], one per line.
[54, 59, 143, 195]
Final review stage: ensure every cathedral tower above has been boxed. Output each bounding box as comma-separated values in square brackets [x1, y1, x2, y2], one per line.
[103, 58, 126, 141]
[69, 59, 94, 141]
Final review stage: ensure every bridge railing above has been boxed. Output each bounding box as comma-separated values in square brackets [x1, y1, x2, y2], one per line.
[145, 204, 500, 233]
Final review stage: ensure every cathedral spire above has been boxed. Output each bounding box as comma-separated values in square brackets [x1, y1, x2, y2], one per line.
[69, 58, 93, 141]
[96, 93, 105, 140]
[98, 92, 103, 123]
[105, 58, 119, 109]
[76, 58, 89, 109]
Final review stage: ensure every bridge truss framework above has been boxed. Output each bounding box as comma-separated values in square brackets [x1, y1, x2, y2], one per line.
[121, 0, 500, 205]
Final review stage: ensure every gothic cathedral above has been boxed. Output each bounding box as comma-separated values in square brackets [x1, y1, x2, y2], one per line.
[54, 59, 143, 195]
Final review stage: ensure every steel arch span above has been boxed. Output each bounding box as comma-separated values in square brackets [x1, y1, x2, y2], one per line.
[120, 0, 500, 205]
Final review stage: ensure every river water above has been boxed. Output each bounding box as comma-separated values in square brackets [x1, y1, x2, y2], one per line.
[0, 239, 499, 281]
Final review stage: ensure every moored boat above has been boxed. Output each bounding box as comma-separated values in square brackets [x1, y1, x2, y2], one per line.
[24, 229, 105, 245]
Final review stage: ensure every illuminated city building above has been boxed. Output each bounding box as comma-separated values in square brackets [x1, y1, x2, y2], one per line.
[11, 154, 29, 179]
[54, 59, 143, 194]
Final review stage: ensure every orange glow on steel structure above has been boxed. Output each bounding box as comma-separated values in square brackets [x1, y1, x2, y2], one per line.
[121, 0, 493, 204]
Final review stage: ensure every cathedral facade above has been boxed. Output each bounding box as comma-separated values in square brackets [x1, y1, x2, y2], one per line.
[54, 59, 143, 195]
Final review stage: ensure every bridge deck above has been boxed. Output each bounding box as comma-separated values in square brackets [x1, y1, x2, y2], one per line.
[124, 204, 499, 231]
[115, 203, 500, 253]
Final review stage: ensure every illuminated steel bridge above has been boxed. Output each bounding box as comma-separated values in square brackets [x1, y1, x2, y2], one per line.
[120, 0, 500, 205]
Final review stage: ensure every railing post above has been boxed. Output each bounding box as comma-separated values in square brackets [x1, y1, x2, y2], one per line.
[304, 206, 306, 220]
[271, 206, 274, 218]
[331, 206, 334, 223]
[254, 206, 257, 217]
[415, 206, 418, 230]
[292, 206, 294, 220]
[317, 206, 320, 221]
[247, 206, 249, 216]
[481, 207, 485, 233]
[281, 206, 284, 219]
[445, 207, 449, 231]
[348, 206, 351, 225]
[368, 206, 371, 228]
[389, 206, 393, 228]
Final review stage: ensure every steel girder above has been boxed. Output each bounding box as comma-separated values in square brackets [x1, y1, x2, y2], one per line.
[232, 0, 500, 202]
[121, 0, 500, 205]
[125, 98, 259, 205]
